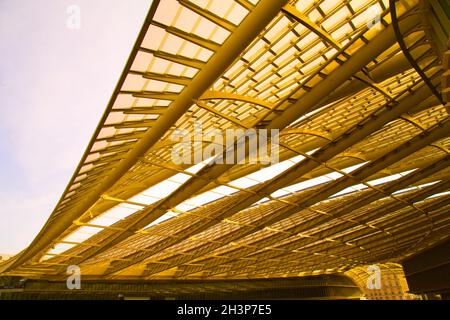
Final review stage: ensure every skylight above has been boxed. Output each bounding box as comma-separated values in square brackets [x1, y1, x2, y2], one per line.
[229, 154, 306, 189]
[89, 203, 144, 227]
[368, 169, 417, 186]
[329, 169, 418, 198]
[271, 161, 369, 198]
[392, 181, 441, 195]
[145, 211, 179, 228]
[129, 173, 191, 205]
[425, 190, 450, 200]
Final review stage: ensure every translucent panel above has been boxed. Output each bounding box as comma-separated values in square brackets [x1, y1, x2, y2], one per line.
[127, 172, 191, 206]
[175, 8, 200, 32]
[350, 0, 373, 12]
[47, 243, 77, 255]
[243, 39, 265, 61]
[89, 203, 144, 227]
[264, 17, 290, 42]
[322, 6, 351, 30]
[63, 226, 104, 243]
[283, 175, 332, 194]
[89, 215, 122, 228]
[227, 2, 248, 25]
[352, 3, 383, 28]
[302, 56, 324, 73]
[295, 0, 315, 13]
[161, 34, 185, 54]
[425, 191, 450, 200]
[142, 25, 166, 51]
[185, 156, 215, 174]
[244, 155, 305, 183]
[290, 104, 329, 126]
[308, 9, 322, 23]
[342, 162, 369, 173]
[195, 48, 215, 62]
[368, 169, 417, 186]
[273, 162, 370, 197]
[320, 0, 338, 14]
[153, 0, 180, 25]
[212, 185, 239, 196]
[229, 176, 258, 188]
[142, 180, 181, 197]
[107, 203, 143, 217]
[175, 203, 197, 212]
[131, 51, 153, 71]
[145, 79, 170, 92]
[148, 57, 171, 73]
[169, 172, 191, 183]
[255, 197, 270, 204]
[331, 184, 367, 198]
[210, 27, 231, 44]
[39, 255, 54, 262]
[113, 94, 137, 109]
[185, 190, 225, 207]
[129, 194, 161, 206]
[331, 23, 353, 40]
[392, 181, 440, 195]
[145, 211, 179, 228]
[326, 171, 344, 180]
[301, 43, 325, 60]
[271, 189, 291, 198]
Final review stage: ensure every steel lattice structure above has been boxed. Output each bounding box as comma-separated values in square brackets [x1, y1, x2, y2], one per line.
[1, 0, 449, 281]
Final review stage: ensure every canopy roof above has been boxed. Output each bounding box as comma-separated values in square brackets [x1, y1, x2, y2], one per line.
[1, 0, 449, 280]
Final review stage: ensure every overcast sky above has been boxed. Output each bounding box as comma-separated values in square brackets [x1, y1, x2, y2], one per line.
[0, 0, 151, 254]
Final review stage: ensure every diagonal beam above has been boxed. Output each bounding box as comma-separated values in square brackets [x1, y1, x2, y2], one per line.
[128, 71, 192, 86]
[199, 91, 275, 110]
[282, 4, 342, 50]
[151, 20, 221, 52]
[140, 48, 206, 69]
[178, 0, 237, 32]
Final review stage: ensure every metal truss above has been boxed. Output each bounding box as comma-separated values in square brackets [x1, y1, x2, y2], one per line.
[1, 0, 449, 281]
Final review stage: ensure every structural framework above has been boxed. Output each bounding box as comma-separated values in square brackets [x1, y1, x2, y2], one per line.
[1, 0, 449, 282]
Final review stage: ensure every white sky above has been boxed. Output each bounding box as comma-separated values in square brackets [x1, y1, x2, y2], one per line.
[0, 0, 152, 254]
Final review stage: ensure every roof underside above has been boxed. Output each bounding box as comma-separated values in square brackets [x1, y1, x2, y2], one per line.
[1, 0, 449, 280]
